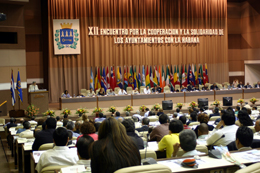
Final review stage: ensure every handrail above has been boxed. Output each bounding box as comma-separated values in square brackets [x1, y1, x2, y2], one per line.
[0, 101, 7, 107]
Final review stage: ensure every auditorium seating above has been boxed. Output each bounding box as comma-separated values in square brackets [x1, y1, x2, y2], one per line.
[163, 86, 170, 93]
[140, 86, 145, 94]
[209, 116, 221, 121]
[95, 88, 100, 94]
[235, 162, 260, 173]
[176, 145, 208, 157]
[114, 87, 120, 94]
[199, 85, 204, 90]
[80, 89, 88, 96]
[175, 84, 180, 91]
[39, 143, 54, 151]
[248, 126, 256, 133]
[114, 164, 172, 173]
[127, 87, 133, 94]
[41, 165, 70, 173]
[139, 149, 157, 159]
[188, 122, 200, 126]
[0, 118, 5, 125]
[148, 116, 159, 122]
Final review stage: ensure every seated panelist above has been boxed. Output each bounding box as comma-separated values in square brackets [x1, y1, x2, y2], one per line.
[194, 85, 200, 91]
[152, 85, 162, 93]
[88, 88, 95, 97]
[61, 90, 71, 98]
[132, 88, 139, 95]
[144, 86, 151, 94]
[210, 83, 219, 90]
[97, 87, 106, 96]
[187, 82, 194, 91]
[255, 81, 260, 88]
[118, 88, 127, 95]
[244, 82, 252, 89]
[107, 89, 115, 96]
[181, 87, 187, 92]
[28, 81, 39, 92]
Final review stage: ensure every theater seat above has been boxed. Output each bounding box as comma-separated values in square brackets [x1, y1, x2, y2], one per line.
[114, 164, 171, 173]
[235, 162, 260, 173]
[148, 116, 159, 122]
[41, 165, 70, 173]
[175, 84, 180, 91]
[39, 143, 54, 151]
[188, 122, 200, 126]
[127, 87, 133, 94]
[164, 86, 170, 93]
[209, 116, 220, 121]
[139, 149, 157, 159]
[176, 145, 208, 157]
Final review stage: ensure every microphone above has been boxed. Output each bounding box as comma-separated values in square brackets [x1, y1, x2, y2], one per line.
[142, 132, 157, 165]
[208, 134, 225, 159]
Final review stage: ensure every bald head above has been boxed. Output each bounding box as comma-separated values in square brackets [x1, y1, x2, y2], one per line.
[255, 119, 260, 132]
[198, 123, 209, 136]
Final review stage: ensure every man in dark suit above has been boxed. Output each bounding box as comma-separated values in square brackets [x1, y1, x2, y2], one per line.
[237, 81, 244, 88]
[152, 85, 162, 93]
[209, 107, 220, 119]
[210, 83, 219, 90]
[32, 118, 57, 151]
[255, 81, 260, 88]
[7, 117, 17, 129]
[244, 82, 252, 89]
[136, 117, 150, 132]
[187, 81, 194, 91]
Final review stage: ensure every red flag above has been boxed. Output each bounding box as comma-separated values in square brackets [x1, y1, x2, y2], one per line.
[181, 65, 187, 87]
[98, 67, 101, 89]
[203, 65, 208, 84]
[106, 67, 110, 89]
[110, 66, 115, 90]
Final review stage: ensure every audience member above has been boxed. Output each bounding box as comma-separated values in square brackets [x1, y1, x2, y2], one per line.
[74, 121, 82, 134]
[176, 108, 182, 117]
[136, 118, 150, 132]
[179, 116, 190, 129]
[90, 117, 141, 173]
[125, 111, 130, 116]
[207, 110, 238, 146]
[158, 120, 183, 158]
[16, 121, 27, 134]
[32, 118, 57, 151]
[115, 111, 124, 121]
[209, 107, 220, 119]
[157, 109, 164, 116]
[187, 111, 197, 125]
[63, 114, 68, 120]
[56, 116, 63, 126]
[254, 119, 260, 133]
[19, 121, 33, 138]
[76, 135, 94, 171]
[197, 123, 209, 139]
[63, 119, 69, 127]
[172, 130, 205, 157]
[235, 126, 253, 151]
[236, 110, 253, 127]
[77, 121, 98, 141]
[67, 121, 80, 137]
[235, 106, 240, 115]
[150, 114, 169, 142]
[144, 108, 150, 117]
[94, 113, 106, 123]
[122, 119, 144, 149]
[7, 117, 17, 129]
[35, 127, 78, 172]
[28, 116, 37, 125]
[82, 114, 89, 122]
[148, 111, 156, 116]
[194, 113, 214, 137]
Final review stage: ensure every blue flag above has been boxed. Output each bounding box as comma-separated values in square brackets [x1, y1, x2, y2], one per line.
[117, 67, 123, 89]
[90, 67, 94, 89]
[11, 70, 16, 106]
[16, 71, 23, 103]
[101, 67, 107, 92]
[142, 65, 146, 86]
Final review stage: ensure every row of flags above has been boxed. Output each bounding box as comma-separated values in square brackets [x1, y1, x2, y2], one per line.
[11, 70, 23, 106]
[91, 64, 209, 91]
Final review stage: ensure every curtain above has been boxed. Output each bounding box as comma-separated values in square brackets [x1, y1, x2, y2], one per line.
[48, 0, 228, 103]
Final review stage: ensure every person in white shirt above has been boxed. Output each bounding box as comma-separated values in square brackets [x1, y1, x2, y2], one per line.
[132, 88, 139, 95]
[197, 123, 209, 140]
[132, 110, 142, 121]
[76, 135, 94, 172]
[143, 86, 151, 94]
[172, 129, 205, 157]
[35, 127, 79, 172]
[28, 116, 38, 126]
[88, 88, 95, 97]
[19, 121, 34, 138]
[28, 81, 39, 92]
[56, 116, 63, 126]
[207, 110, 238, 146]
[118, 88, 127, 95]
[144, 108, 150, 117]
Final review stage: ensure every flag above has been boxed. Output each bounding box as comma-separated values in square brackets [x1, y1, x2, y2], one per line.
[173, 65, 178, 85]
[11, 69, 16, 106]
[156, 66, 160, 86]
[182, 65, 187, 87]
[161, 66, 165, 89]
[142, 66, 145, 86]
[165, 65, 170, 86]
[90, 67, 94, 89]
[153, 66, 158, 86]
[138, 67, 141, 89]
[124, 66, 128, 90]
[191, 64, 195, 86]
[101, 67, 107, 92]
[198, 64, 203, 85]
[159, 66, 162, 88]
[203, 64, 208, 84]
[176, 65, 180, 85]
[110, 66, 115, 90]
[205, 63, 209, 83]
[145, 66, 150, 87]
[133, 66, 138, 89]
[95, 67, 101, 90]
[98, 67, 102, 88]
[16, 70, 23, 103]
[149, 66, 154, 87]
[179, 65, 183, 85]
[188, 64, 195, 86]
[170, 65, 174, 88]
[117, 67, 123, 88]
[194, 64, 198, 84]
[106, 67, 110, 89]
[128, 66, 134, 88]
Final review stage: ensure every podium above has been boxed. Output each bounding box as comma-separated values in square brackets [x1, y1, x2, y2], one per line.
[28, 91, 49, 114]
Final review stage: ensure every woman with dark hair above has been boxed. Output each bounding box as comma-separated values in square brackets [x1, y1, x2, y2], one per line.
[97, 87, 105, 96]
[90, 117, 141, 173]
[194, 113, 214, 137]
[61, 90, 71, 98]
[236, 110, 253, 127]
[186, 111, 197, 125]
[77, 121, 98, 141]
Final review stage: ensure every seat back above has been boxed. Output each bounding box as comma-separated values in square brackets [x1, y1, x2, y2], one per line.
[175, 84, 180, 91]
[164, 86, 170, 93]
[235, 163, 260, 173]
[41, 165, 70, 173]
[15, 125, 24, 130]
[95, 89, 100, 94]
[199, 85, 204, 90]
[114, 164, 171, 173]
[0, 118, 5, 125]
[217, 84, 223, 89]
[138, 131, 149, 137]
[21, 133, 34, 138]
[148, 116, 159, 122]
[208, 84, 213, 90]
[80, 89, 88, 96]
[248, 126, 256, 133]
[140, 88, 145, 94]
[127, 87, 133, 94]
[39, 143, 54, 151]
[176, 145, 208, 157]
[209, 116, 221, 121]
[139, 149, 157, 159]
[114, 87, 120, 94]
[188, 122, 200, 126]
